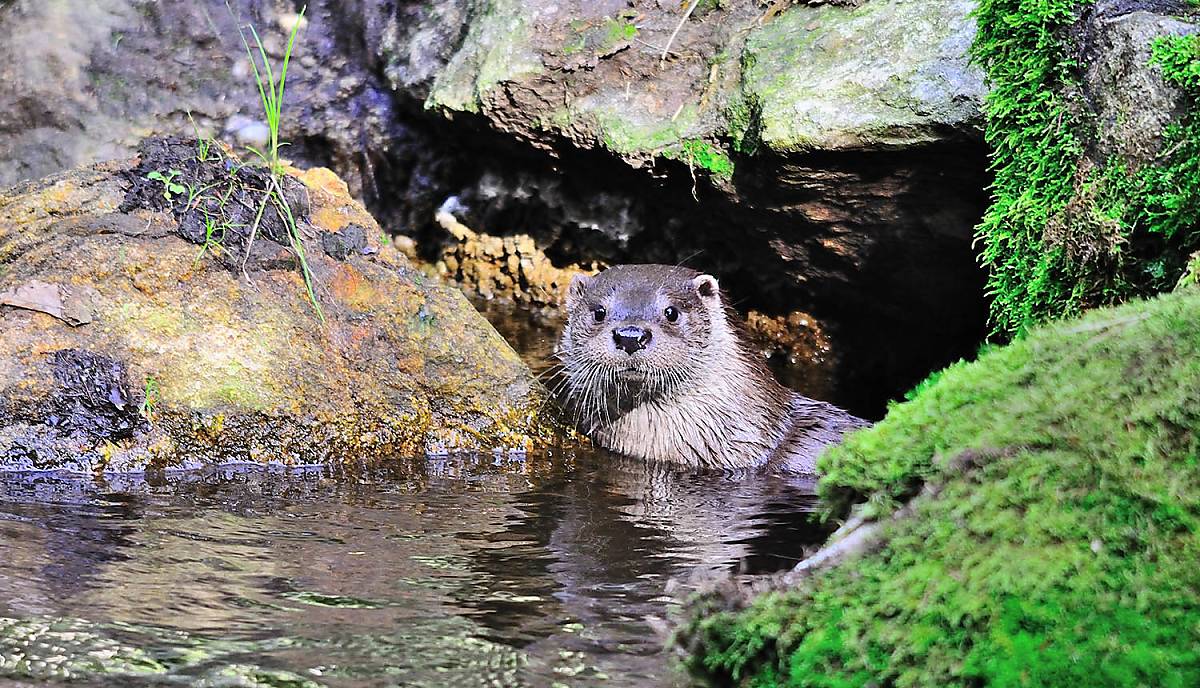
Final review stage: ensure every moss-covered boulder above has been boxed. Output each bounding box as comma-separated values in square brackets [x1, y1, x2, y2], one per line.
[0, 138, 559, 473]
[679, 286, 1200, 686]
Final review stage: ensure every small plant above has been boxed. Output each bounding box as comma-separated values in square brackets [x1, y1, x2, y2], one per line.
[146, 169, 185, 201]
[187, 112, 214, 162]
[240, 6, 305, 175]
[139, 376, 161, 421]
[231, 7, 323, 322]
[272, 188, 324, 323]
[194, 215, 232, 265]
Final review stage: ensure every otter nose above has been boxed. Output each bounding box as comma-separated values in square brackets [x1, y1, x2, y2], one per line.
[612, 326, 652, 354]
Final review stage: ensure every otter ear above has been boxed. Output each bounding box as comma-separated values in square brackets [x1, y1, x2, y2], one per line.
[692, 274, 720, 302]
[567, 273, 593, 306]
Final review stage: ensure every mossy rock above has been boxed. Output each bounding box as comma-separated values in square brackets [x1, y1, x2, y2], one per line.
[680, 287, 1200, 686]
[974, 2, 1200, 337]
[422, 0, 982, 167]
[741, 0, 983, 153]
[0, 139, 561, 472]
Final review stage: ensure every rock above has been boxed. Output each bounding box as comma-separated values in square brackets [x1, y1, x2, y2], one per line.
[677, 287, 1200, 684]
[741, 0, 984, 153]
[0, 139, 559, 473]
[0, 0, 994, 414]
[421, 0, 983, 156]
[1074, 4, 1200, 167]
[223, 115, 271, 151]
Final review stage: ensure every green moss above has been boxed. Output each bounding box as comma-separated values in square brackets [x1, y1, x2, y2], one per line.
[562, 32, 586, 56]
[599, 11, 638, 53]
[681, 288, 1200, 686]
[1179, 251, 1200, 287]
[664, 139, 736, 180]
[726, 94, 762, 155]
[973, 2, 1200, 337]
[426, 0, 541, 114]
[971, 0, 1088, 336]
[594, 105, 701, 156]
[1139, 35, 1200, 243]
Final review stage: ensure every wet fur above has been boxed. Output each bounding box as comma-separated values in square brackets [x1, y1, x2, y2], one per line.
[556, 265, 868, 474]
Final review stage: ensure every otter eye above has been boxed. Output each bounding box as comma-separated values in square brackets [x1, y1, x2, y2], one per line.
[592, 306, 607, 323]
[664, 306, 679, 323]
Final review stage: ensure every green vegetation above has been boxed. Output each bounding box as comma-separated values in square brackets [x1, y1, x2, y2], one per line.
[239, 8, 303, 175]
[194, 211, 232, 265]
[145, 169, 185, 201]
[679, 139, 735, 180]
[659, 138, 736, 185]
[561, 11, 638, 57]
[139, 376, 160, 421]
[681, 287, 1200, 686]
[187, 112, 214, 163]
[235, 6, 323, 323]
[562, 20, 587, 55]
[600, 10, 639, 53]
[972, 1, 1200, 337]
[726, 92, 763, 155]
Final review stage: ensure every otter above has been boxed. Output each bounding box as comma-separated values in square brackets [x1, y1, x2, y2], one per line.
[555, 264, 868, 475]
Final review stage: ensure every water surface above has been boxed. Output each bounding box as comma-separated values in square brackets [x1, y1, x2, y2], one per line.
[0, 454, 828, 687]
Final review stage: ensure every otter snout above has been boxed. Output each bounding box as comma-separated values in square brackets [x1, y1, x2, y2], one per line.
[612, 325, 652, 354]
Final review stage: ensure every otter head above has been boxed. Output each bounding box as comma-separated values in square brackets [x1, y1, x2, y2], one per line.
[559, 265, 728, 425]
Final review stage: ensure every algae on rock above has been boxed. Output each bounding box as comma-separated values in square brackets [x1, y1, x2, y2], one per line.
[680, 286, 1200, 686]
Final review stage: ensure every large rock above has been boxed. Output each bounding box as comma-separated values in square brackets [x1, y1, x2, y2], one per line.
[0, 138, 558, 472]
[1075, 3, 1200, 166]
[422, 0, 984, 156]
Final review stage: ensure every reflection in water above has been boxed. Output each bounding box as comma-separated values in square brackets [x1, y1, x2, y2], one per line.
[0, 453, 828, 686]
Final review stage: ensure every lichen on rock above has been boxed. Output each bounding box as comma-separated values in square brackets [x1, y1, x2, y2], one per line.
[741, 0, 984, 153]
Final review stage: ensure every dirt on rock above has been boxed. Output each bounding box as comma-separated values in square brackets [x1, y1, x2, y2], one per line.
[48, 349, 141, 443]
[119, 136, 311, 271]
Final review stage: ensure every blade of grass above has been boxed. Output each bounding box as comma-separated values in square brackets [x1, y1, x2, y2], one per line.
[270, 176, 324, 323]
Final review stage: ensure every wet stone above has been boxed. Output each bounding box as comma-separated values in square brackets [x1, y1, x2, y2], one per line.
[48, 349, 141, 443]
[0, 143, 560, 472]
[320, 223, 373, 260]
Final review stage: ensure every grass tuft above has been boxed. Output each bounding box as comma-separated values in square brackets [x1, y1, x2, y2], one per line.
[232, 6, 323, 322]
[240, 7, 305, 176]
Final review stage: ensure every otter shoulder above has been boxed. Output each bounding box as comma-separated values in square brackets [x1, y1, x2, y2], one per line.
[770, 394, 871, 476]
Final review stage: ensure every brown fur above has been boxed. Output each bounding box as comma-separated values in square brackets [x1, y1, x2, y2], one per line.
[556, 264, 868, 474]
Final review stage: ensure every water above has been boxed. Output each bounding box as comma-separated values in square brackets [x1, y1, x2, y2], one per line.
[0, 456, 828, 687]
